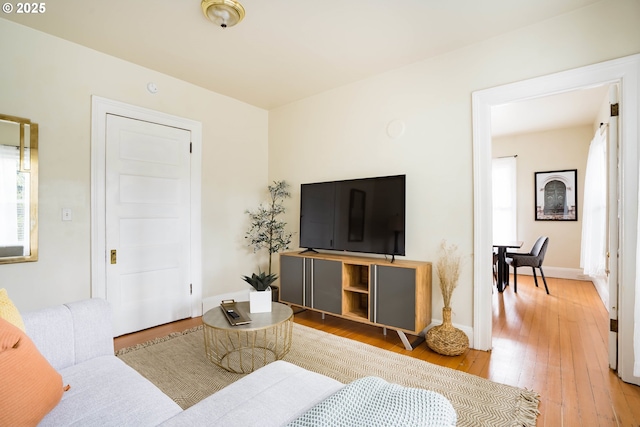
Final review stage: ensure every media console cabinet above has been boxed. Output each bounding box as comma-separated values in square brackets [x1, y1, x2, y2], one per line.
[279, 251, 432, 350]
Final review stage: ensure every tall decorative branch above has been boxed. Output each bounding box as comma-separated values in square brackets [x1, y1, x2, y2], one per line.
[245, 180, 293, 275]
[427, 239, 469, 356]
[436, 239, 462, 308]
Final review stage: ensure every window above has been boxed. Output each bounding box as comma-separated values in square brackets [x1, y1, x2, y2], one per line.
[581, 129, 607, 277]
[492, 157, 517, 243]
[0, 144, 30, 255]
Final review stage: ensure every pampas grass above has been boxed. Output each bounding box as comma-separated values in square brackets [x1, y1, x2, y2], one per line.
[436, 240, 462, 308]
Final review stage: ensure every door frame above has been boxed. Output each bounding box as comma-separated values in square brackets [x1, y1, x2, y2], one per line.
[472, 54, 639, 382]
[90, 96, 203, 318]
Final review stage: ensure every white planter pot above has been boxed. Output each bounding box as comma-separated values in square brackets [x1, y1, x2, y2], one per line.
[249, 287, 272, 313]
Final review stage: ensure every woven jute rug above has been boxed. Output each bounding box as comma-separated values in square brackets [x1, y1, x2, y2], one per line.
[116, 323, 539, 426]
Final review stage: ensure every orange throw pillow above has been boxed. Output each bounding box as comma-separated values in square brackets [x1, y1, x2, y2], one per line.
[0, 317, 64, 427]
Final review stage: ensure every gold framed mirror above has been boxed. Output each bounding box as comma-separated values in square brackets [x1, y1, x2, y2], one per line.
[0, 114, 38, 263]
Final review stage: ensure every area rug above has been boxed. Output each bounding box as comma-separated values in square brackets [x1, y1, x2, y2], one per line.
[116, 323, 539, 427]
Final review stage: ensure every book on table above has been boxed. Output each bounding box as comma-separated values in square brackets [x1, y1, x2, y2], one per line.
[220, 300, 252, 326]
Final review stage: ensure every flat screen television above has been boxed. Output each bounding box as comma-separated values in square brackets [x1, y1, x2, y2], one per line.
[299, 175, 406, 257]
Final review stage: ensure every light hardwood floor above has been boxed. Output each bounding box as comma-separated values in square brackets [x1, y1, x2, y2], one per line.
[114, 276, 640, 426]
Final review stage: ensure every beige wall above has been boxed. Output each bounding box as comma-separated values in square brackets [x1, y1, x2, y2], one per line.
[0, 20, 269, 311]
[268, 0, 640, 328]
[493, 126, 593, 270]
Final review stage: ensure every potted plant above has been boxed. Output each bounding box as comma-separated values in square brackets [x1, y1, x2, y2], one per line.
[245, 180, 293, 302]
[243, 270, 278, 313]
[426, 240, 469, 356]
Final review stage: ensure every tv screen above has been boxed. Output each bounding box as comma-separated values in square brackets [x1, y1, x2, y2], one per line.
[299, 175, 406, 256]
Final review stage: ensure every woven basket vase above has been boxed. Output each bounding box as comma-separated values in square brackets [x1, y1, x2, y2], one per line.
[426, 307, 469, 356]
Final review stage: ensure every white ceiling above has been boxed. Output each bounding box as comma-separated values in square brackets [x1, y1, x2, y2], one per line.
[491, 84, 611, 137]
[3, 0, 601, 111]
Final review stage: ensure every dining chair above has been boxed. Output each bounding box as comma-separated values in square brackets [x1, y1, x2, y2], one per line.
[505, 236, 550, 294]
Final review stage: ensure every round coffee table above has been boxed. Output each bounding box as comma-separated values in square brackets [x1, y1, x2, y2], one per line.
[203, 301, 293, 373]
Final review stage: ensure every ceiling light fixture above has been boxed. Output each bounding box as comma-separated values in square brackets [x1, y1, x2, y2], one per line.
[201, 0, 245, 28]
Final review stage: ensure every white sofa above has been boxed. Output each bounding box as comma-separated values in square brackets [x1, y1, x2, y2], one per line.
[24, 298, 456, 426]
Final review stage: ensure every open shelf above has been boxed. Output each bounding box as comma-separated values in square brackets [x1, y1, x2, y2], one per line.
[342, 263, 369, 320]
[343, 291, 368, 320]
[343, 263, 369, 292]
[343, 308, 368, 320]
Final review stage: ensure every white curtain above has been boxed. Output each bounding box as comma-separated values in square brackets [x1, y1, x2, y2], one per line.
[580, 129, 607, 277]
[492, 156, 517, 243]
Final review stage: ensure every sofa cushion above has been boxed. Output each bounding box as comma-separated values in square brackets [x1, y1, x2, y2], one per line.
[65, 298, 115, 364]
[160, 360, 344, 427]
[23, 304, 76, 370]
[0, 288, 25, 331]
[0, 317, 64, 427]
[39, 355, 183, 427]
[23, 298, 115, 372]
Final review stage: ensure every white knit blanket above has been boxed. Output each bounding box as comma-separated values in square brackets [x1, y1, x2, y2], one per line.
[286, 376, 457, 427]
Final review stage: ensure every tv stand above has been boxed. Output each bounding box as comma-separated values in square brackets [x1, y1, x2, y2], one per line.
[299, 248, 319, 254]
[279, 251, 431, 351]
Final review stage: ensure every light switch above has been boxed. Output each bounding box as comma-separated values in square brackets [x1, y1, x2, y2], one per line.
[62, 208, 72, 221]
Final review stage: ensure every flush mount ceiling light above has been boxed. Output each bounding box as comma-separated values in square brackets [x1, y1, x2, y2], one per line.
[201, 0, 245, 28]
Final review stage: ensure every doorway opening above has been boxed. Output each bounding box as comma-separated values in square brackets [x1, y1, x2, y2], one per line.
[490, 83, 612, 303]
[472, 54, 640, 385]
[489, 83, 614, 375]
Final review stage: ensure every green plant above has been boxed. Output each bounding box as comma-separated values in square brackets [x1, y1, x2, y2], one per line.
[242, 270, 278, 292]
[245, 180, 293, 275]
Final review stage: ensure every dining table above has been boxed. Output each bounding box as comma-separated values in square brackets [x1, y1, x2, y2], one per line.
[493, 240, 523, 292]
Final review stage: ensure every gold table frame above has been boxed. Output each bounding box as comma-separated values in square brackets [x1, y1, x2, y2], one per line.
[203, 301, 293, 373]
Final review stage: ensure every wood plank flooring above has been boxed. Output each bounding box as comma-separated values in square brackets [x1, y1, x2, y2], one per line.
[114, 276, 640, 426]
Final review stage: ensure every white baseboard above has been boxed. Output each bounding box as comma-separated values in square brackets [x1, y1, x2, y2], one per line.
[514, 266, 586, 281]
[590, 276, 609, 310]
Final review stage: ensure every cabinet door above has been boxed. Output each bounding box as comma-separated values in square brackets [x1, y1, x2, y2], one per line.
[372, 265, 416, 331]
[280, 255, 304, 306]
[310, 259, 342, 315]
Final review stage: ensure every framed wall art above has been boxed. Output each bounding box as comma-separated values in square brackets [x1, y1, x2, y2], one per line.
[534, 169, 577, 221]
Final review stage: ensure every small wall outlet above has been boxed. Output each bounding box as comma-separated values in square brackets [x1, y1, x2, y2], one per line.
[62, 208, 72, 221]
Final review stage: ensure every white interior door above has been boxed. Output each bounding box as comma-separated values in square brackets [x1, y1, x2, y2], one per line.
[106, 114, 192, 336]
